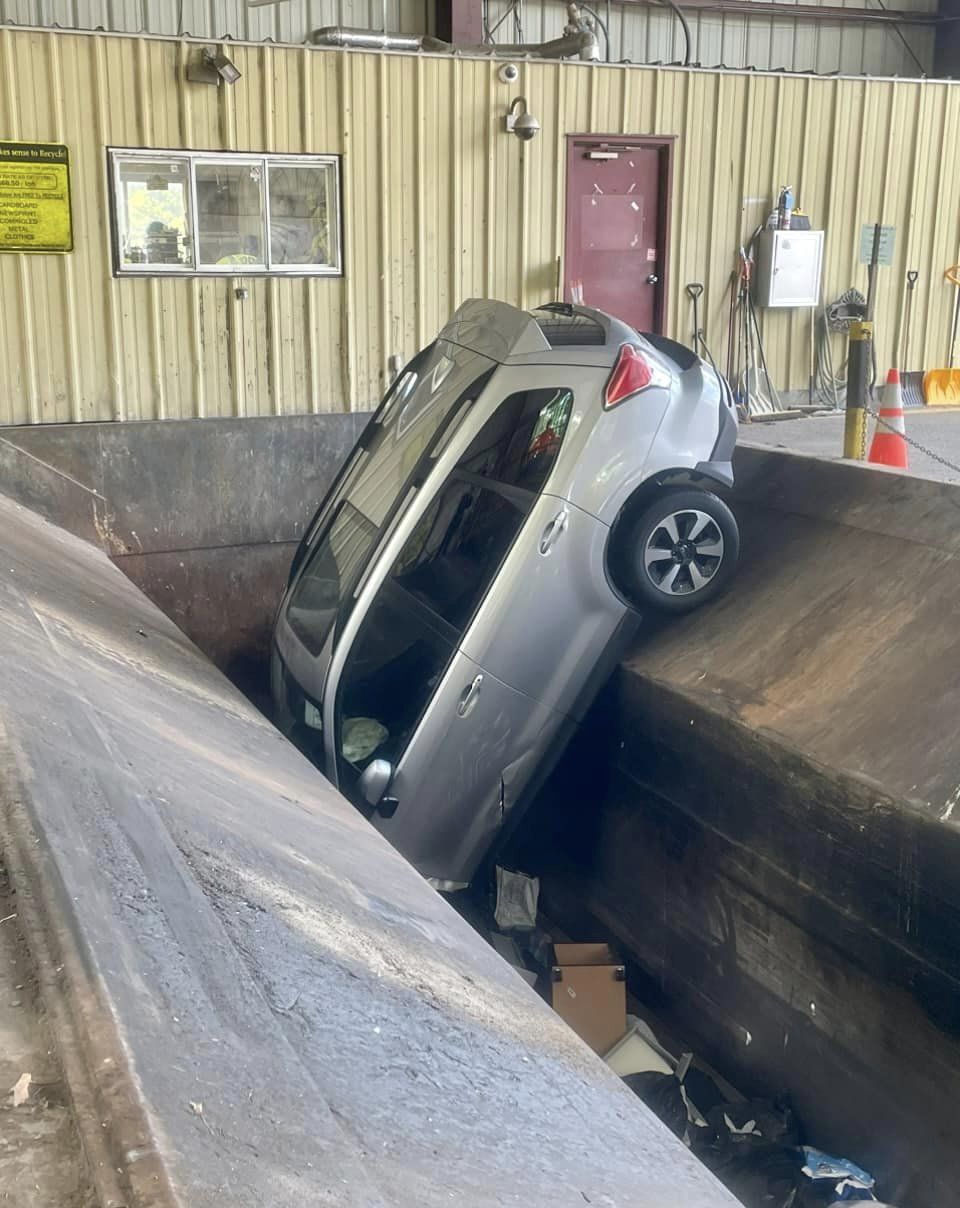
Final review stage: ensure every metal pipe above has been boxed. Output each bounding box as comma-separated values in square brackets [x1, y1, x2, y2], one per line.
[580, 3, 611, 60]
[310, 27, 429, 48]
[312, 20, 599, 58]
[660, 0, 692, 63]
[486, 29, 601, 56]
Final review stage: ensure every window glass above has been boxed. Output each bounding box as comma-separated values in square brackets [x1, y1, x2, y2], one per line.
[391, 481, 526, 634]
[195, 160, 265, 267]
[337, 583, 455, 779]
[459, 388, 573, 493]
[110, 150, 342, 277]
[344, 345, 492, 528]
[533, 309, 605, 347]
[115, 157, 193, 268]
[286, 502, 377, 657]
[268, 161, 338, 267]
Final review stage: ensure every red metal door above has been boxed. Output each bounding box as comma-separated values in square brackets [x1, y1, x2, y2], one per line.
[564, 138, 669, 334]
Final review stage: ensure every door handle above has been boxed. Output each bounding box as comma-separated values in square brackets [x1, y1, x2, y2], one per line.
[456, 674, 483, 718]
[646, 274, 660, 285]
[539, 508, 569, 555]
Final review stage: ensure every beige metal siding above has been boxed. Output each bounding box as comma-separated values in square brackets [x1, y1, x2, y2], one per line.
[1, 26, 960, 425]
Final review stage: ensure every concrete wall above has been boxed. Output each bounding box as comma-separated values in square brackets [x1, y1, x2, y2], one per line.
[3, 26, 960, 426]
[509, 445, 960, 1208]
[0, 415, 363, 676]
[0, 488, 743, 1208]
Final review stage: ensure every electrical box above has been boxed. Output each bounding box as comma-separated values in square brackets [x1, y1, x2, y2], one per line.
[754, 228, 824, 308]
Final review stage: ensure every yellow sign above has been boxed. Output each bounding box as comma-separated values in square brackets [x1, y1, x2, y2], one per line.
[0, 141, 73, 253]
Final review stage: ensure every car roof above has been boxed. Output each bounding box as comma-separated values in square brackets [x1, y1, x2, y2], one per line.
[438, 298, 641, 368]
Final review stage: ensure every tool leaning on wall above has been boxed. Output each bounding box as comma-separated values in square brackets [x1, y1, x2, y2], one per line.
[923, 265, 960, 406]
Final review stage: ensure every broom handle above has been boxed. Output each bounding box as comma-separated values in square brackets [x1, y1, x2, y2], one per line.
[903, 270, 918, 370]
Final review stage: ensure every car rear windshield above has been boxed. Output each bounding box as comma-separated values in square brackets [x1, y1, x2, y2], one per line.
[532, 307, 605, 348]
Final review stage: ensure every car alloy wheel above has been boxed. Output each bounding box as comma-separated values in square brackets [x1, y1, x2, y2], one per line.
[642, 508, 725, 597]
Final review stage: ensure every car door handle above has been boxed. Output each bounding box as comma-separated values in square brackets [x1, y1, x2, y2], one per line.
[539, 508, 569, 555]
[456, 674, 483, 718]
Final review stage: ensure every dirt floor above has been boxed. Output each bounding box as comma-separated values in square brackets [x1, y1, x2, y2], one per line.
[0, 858, 93, 1207]
[744, 405, 960, 482]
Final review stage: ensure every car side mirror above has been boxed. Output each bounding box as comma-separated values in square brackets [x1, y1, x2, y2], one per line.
[358, 758, 393, 807]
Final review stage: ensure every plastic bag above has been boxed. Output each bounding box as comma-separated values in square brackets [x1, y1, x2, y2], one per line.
[493, 866, 539, 931]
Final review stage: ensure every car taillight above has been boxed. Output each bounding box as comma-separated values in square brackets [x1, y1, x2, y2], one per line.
[603, 343, 654, 409]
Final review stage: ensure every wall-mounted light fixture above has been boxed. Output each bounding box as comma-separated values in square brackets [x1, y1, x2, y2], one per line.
[505, 96, 540, 142]
[186, 48, 242, 86]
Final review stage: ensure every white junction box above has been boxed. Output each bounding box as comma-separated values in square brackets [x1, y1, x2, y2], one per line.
[754, 228, 824, 308]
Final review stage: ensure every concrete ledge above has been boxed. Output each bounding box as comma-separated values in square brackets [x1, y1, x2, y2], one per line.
[0, 493, 737, 1208]
[652, 443, 960, 812]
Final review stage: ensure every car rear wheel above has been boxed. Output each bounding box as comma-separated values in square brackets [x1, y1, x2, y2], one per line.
[621, 488, 739, 614]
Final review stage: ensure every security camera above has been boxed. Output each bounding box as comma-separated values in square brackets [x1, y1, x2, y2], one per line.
[513, 112, 540, 141]
[505, 96, 541, 142]
[186, 46, 242, 86]
[499, 62, 520, 84]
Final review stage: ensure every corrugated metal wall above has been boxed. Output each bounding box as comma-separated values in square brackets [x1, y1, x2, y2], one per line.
[1, 26, 960, 424]
[0, 0, 937, 76]
[485, 0, 936, 77]
[0, 0, 433, 39]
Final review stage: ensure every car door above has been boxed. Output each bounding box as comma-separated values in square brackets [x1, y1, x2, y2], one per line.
[459, 490, 630, 722]
[445, 382, 630, 720]
[326, 381, 611, 885]
[373, 643, 560, 887]
[325, 460, 569, 883]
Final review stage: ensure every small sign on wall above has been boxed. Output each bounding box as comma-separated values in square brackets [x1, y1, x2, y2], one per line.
[0, 141, 73, 253]
[858, 224, 895, 267]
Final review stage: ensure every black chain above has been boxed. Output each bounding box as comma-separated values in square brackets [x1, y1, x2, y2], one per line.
[864, 400, 960, 476]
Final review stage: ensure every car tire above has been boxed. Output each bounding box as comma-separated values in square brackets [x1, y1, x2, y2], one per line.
[621, 487, 739, 615]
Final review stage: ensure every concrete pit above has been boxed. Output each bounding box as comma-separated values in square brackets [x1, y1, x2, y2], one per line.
[1, 420, 958, 1206]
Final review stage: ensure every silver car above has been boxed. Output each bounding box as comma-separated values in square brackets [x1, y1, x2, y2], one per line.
[271, 300, 738, 888]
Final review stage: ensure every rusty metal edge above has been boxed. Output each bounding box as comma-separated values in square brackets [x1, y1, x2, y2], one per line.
[0, 728, 181, 1208]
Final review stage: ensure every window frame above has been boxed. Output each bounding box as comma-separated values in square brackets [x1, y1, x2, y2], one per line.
[107, 147, 343, 279]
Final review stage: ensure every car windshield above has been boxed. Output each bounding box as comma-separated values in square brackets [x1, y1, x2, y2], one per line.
[286, 340, 494, 657]
[286, 502, 377, 657]
[345, 341, 492, 527]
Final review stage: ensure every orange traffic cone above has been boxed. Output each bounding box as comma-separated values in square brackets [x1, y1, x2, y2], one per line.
[868, 369, 909, 468]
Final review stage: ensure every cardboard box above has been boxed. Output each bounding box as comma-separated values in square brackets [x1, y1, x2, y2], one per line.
[551, 943, 626, 1055]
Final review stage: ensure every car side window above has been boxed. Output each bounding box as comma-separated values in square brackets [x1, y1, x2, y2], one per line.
[336, 581, 457, 790]
[335, 484, 527, 785]
[459, 387, 573, 493]
[391, 480, 527, 633]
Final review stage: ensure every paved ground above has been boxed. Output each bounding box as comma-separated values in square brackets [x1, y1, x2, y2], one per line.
[743, 406, 960, 483]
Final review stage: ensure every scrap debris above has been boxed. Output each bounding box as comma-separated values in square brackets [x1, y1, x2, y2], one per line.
[11, 1072, 32, 1106]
